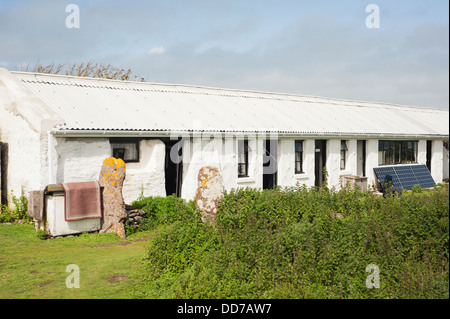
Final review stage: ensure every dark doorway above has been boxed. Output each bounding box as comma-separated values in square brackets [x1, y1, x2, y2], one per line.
[0, 142, 7, 205]
[426, 140, 432, 172]
[263, 139, 278, 189]
[357, 140, 367, 177]
[0, 142, 2, 205]
[163, 139, 184, 197]
[315, 140, 327, 187]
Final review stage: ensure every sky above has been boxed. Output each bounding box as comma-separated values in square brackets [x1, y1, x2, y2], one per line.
[0, 0, 448, 109]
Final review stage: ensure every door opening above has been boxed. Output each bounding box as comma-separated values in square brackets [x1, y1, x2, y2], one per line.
[315, 140, 327, 187]
[426, 140, 432, 172]
[357, 140, 367, 177]
[0, 142, 2, 205]
[163, 139, 183, 197]
[263, 139, 278, 189]
[0, 142, 7, 205]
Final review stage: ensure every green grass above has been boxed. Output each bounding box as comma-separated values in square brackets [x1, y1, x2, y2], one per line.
[0, 223, 153, 299]
[1, 184, 448, 299]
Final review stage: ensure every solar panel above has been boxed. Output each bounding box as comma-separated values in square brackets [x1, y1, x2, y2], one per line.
[373, 164, 435, 191]
[394, 166, 418, 190]
[411, 165, 436, 188]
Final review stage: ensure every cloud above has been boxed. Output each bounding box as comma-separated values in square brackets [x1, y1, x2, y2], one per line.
[125, 14, 448, 109]
[149, 47, 165, 55]
[0, 0, 448, 109]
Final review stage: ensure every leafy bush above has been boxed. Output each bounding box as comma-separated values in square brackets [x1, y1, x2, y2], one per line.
[133, 185, 449, 299]
[0, 188, 31, 223]
[0, 204, 14, 223]
[411, 184, 423, 193]
[131, 195, 197, 231]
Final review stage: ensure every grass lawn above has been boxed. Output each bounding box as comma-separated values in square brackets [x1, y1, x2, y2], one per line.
[0, 222, 153, 299]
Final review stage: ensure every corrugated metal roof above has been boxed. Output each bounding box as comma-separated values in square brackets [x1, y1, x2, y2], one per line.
[12, 71, 449, 137]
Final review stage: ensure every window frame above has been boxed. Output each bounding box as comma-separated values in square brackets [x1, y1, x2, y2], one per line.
[378, 140, 418, 165]
[110, 138, 140, 163]
[294, 140, 304, 174]
[340, 140, 348, 170]
[238, 139, 249, 178]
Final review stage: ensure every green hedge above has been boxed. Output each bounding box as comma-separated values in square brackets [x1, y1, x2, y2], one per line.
[130, 195, 197, 232]
[133, 185, 449, 299]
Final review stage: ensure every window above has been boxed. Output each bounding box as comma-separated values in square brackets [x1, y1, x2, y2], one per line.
[378, 140, 418, 165]
[340, 140, 348, 170]
[238, 140, 249, 178]
[113, 147, 126, 160]
[294, 140, 304, 174]
[110, 138, 139, 162]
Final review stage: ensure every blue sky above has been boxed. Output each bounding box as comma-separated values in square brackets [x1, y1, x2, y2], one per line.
[0, 0, 448, 109]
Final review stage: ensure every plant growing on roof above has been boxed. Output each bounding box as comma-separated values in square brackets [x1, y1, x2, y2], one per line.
[17, 60, 146, 82]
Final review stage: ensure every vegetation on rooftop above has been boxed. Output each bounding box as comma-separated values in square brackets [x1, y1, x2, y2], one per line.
[16, 60, 146, 81]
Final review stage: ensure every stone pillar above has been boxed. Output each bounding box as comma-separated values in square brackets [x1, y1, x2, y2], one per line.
[99, 157, 127, 238]
[195, 166, 224, 224]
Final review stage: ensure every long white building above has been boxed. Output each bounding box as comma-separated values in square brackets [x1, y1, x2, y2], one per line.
[0, 68, 448, 205]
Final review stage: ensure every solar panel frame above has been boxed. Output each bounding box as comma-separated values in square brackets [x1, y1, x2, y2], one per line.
[373, 164, 435, 191]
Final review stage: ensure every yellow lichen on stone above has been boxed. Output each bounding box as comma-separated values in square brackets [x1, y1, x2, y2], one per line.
[116, 158, 126, 172]
[99, 156, 127, 237]
[104, 157, 117, 167]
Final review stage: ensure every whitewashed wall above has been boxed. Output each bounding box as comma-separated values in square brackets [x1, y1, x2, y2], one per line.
[277, 139, 314, 188]
[181, 137, 369, 197]
[234, 137, 263, 190]
[1, 124, 448, 208]
[53, 137, 111, 184]
[122, 139, 166, 203]
[277, 139, 295, 187]
[431, 140, 444, 183]
[443, 143, 449, 181]
[178, 136, 447, 199]
[53, 138, 167, 204]
[0, 68, 62, 203]
[181, 135, 263, 200]
[325, 139, 358, 189]
[182, 135, 223, 200]
[417, 140, 427, 165]
[0, 105, 41, 198]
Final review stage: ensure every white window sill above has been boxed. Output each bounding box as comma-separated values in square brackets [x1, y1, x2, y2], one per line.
[294, 173, 308, 180]
[236, 177, 256, 184]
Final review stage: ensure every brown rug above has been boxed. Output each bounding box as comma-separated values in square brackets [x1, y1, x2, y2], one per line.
[60, 181, 102, 221]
